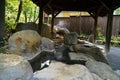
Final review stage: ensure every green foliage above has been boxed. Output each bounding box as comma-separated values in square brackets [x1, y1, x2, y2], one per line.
[111, 36, 120, 47]
[0, 48, 6, 54]
[111, 36, 120, 42]
[97, 35, 105, 41]
[114, 7, 120, 15]
[96, 27, 105, 40]
[5, 0, 39, 31]
[5, 0, 19, 29]
[0, 46, 9, 54]
[79, 33, 88, 37]
[97, 31, 105, 40]
[22, 0, 39, 22]
[78, 33, 89, 40]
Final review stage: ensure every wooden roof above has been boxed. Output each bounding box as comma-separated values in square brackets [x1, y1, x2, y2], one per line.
[32, 0, 120, 16]
[31, 0, 120, 53]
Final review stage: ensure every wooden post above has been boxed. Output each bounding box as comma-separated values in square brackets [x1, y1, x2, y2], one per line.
[105, 10, 113, 53]
[89, 6, 103, 43]
[93, 15, 98, 43]
[47, 15, 50, 24]
[51, 11, 61, 38]
[0, 0, 5, 47]
[88, 12, 98, 43]
[38, 7, 44, 35]
[51, 11, 54, 38]
[79, 12, 82, 34]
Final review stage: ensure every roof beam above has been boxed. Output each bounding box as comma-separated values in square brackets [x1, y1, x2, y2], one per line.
[54, 11, 61, 18]
[32, 0, 120, 16]
[98, 0, 110, 10]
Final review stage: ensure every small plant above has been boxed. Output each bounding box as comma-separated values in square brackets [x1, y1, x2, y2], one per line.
[79, 33, 89, 40]
[97, 35, 105, 40]
[79, 33, 88, 37]
[111, 36, 120, 47]
[0, 47, 8, 54]
[97, 27, 105, 40]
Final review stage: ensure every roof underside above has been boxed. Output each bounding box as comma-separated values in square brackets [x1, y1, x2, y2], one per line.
[32, 0, 120, 16]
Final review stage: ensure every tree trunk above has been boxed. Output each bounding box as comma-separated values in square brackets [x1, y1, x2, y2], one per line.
[33, 6, 37, 22]
[23, 11, 27, 23]
[34, 15, 39, 23]
[0, 0, 5, 47]
[15, 0, 23, 24]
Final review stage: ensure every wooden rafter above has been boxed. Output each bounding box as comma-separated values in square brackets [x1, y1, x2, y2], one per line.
[53, 11, 61, 18]
[98, 0, 110, 10]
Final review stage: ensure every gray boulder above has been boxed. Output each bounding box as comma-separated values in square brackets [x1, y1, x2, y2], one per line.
[91, 73, 103, 80]
[40, 37, 55, 52]
[0, 54, 33, 80]
[33, 61, 102, 80]
[8, 30, 42, 60]
[64, 32, 78, 45]
[86, 60, 120, 80]
[72, 44, 108, 64]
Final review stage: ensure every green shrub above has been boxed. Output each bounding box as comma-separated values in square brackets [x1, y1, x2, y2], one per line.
[111, 36, 120, 47]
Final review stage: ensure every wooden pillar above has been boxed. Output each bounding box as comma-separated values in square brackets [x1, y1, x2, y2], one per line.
[38, 7, 44, 35]
[51, 11, 61, 38]
[89, 12, 98, 43]
[0, 0, 5, 47]
[47, 15, 50, 24]
[51, 11, 54, 38]
[93, 15, 98, 43]
[105, 10, 113, 53]
[79, 12, 82, 34]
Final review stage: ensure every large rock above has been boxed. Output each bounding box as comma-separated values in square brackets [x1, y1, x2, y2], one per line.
[0, 54, 33, 80]
[54, 25, 70, 36]
[69, 52, 94, 62]
[8, 30, 42, 59]
[33, 61, 102, 80]
[91, 73, 103, 80]
[54, 26, 70, 44]
[54, 20, 69, 34]
[40, 37, 55, 52]
[86, 60, 120, 80]
[54, 21, 70, 34]
[64, 32, 78, 45]
[54, 45, 71, 62]
[87, 34, 94, 43]
[72, 44, 108, 64]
